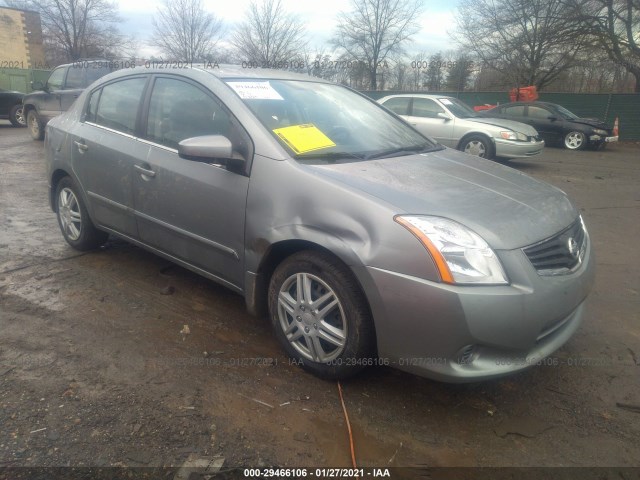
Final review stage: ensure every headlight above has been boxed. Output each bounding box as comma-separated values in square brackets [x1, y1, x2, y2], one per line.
[593, 129, 607, 135]
[499, 131, 528, 141]
[395, 215, 508, 285]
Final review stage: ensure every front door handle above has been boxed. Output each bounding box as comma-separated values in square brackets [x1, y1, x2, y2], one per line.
[134, 164, 156, 178]
[73, 140, 88, 152]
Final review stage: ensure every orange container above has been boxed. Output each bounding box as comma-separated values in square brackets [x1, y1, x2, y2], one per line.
[509, 86, 538, 102]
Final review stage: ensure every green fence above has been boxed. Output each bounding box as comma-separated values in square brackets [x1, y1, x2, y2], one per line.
[2, 70, 638, 140]
[0, 68, 51, 93]
[363, 91, 640, 141]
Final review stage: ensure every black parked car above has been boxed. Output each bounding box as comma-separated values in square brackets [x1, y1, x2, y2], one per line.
[0, 88, 26, 127]
[23, 60, 116, 140]
[480, 101, 618, 150]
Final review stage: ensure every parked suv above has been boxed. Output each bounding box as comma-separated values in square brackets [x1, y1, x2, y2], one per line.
[23, 60, 116, 140]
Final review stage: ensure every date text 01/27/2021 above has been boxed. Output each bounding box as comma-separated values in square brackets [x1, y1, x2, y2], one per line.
[243, 468, 392, 478]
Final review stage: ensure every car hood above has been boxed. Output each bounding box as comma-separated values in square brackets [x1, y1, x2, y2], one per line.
[306, 149, 577, 250]
[569, 117, 610, 129]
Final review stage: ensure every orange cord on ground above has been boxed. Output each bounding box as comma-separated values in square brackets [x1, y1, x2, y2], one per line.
[337, 381, 357, 470]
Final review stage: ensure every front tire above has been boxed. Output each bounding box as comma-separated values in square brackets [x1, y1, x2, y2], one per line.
[268, 250, 375, 380]
[9, 104, 26, 127]
[459, 135, 494, 159]
[55, 177, 108, 250]
[564, 131, 586, 150]
[27, 109, 44, 140]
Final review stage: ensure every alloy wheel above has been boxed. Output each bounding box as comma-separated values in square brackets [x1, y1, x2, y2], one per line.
[58, 187, 82, 241]
[277, 272, 347, 363]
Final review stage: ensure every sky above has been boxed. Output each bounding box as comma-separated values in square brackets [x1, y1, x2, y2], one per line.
[115, 0, 461, 59]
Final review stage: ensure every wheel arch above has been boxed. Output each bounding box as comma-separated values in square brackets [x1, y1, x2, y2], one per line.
[49, 168, 90, 215]
[457, 131, 495, 152]
[245, 238, 375, 345]
[22, 102, 36, 116]
[456, 130, 496, 160]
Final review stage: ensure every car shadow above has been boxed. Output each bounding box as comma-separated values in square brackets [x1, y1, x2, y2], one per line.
[495, 158, 545, 172]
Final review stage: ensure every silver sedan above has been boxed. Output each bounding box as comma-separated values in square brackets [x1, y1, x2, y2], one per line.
[44, 66, 592, 382]
[378, 94, 545, 160]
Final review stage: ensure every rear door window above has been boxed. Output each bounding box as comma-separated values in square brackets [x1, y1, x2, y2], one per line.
[94, 77, 147, 135]
[86, 66, 113, 86]
[65, 66, 84, 89]
[382, 97, 411, 115]
[528, 106, 552, 119]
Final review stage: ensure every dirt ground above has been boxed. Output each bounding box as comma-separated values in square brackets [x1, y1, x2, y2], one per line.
[1, 121, 639, 475]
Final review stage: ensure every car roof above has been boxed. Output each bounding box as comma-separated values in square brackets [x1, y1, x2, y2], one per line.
[381, 93, 454, 100]
[95, 64, 332, 84]
[197, 64, 328, 82]
[506, 101, 558, 108]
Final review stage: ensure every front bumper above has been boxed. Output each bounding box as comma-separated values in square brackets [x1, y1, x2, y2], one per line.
[353, 235, 595, 382]
[494, 138, 545, 158]
[590, 134, 618, 143]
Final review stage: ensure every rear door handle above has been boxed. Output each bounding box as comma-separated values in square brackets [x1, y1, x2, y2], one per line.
[134, 164, 156, 178]
[73, 140, 88, 152]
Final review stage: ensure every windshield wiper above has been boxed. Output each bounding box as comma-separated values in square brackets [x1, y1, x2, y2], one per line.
[364, 144, 442, 160]
[295, 151, 365, 161]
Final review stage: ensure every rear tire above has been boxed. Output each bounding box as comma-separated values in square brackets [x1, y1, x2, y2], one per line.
[55, 176, 108, 250]
[268, 250, 375, 380]
[27, 109, 45, 140]
[9, 104, 26, 127]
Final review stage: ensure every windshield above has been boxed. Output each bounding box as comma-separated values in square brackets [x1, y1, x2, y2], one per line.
[439, 97, 478, 119]
[225, 79, 438, 161]
[555, 104, 578, 120]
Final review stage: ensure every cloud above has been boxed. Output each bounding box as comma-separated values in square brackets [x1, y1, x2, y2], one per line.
[115, 0, 459, 58]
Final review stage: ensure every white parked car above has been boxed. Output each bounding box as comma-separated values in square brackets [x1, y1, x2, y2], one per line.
[378, 94, 545, 160]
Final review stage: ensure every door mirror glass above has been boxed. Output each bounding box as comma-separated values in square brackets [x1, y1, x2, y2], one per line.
[178, 135, 236, 162]
[31, 80, 44, 91]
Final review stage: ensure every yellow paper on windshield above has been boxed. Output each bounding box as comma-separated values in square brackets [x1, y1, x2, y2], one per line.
[273, 124, 336, 154]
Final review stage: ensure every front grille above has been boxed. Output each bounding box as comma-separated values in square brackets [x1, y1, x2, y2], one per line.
[523, 218, 587, 275]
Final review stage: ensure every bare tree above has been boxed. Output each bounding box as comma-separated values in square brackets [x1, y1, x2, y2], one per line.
[424, 52, 446, 91]
[332, 0, 424, 90]
[231, 0, 307, 65]
[566, 0, 640, 92]
[5, 0, 128, 63]
[151, 0, 224, 62]
[445, 53, 475, 92]
[453, 0, 586, 90]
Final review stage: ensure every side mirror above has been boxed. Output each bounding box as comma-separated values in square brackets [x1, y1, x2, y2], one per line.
[178, 135, 237, 163]
[31, 81, 45, 91]
[547, 115, 558, 121]
[437, 112, 452, 121]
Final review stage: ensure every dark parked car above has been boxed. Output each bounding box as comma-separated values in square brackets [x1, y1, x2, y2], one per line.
[480, 101, 618, 150]
[0, 88, 26, 127]
[23, 60, 116, 140]
[44, 66, 594, 382]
